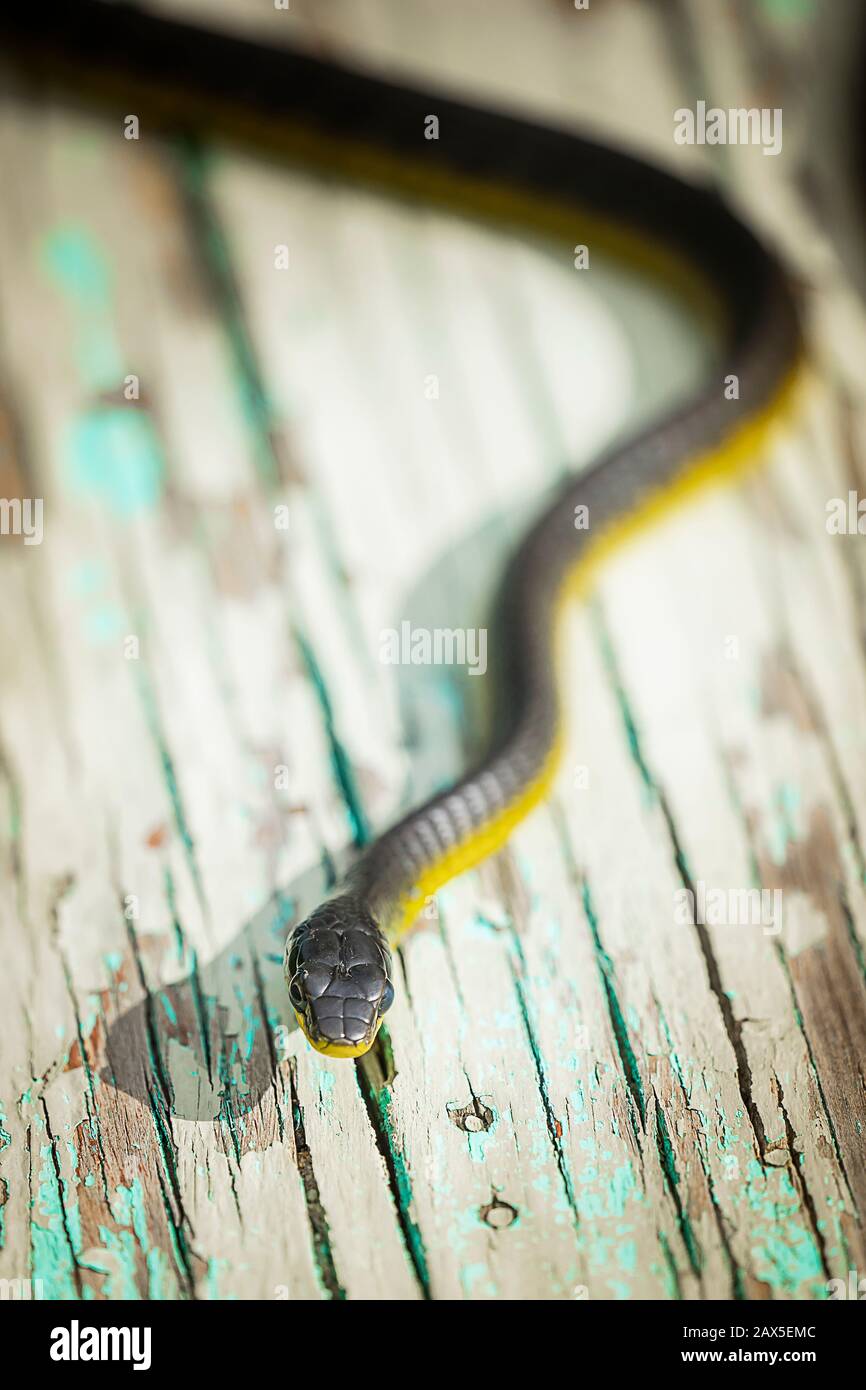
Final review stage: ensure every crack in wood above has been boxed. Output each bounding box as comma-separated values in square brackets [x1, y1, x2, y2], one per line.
[595, 605, 769, 1164]
[354, 1055, 431, 1299]
[287, 1059, 346, 1300]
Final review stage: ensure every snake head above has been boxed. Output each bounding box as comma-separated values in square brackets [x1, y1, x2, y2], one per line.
[284, 895, 394, 1059]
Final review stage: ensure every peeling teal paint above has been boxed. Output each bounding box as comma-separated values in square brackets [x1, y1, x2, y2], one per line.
[459, 1261, 498, 1298]
[658, 1006, 691, 1101]
[66, 408, 165, 517]
[31, 1143, 80, 1298]
[0, 1102, 10, 1249]
[750, 1224, 825, 1295]
[657, 1230, 682, 1299]
[608, 1162, 638, 1218]
[607, 1278, 631, 1299]
[377, 1083, 429, 1290]
[40, 226, 166, 517]
[317, 1071, 336, 1114]
[467, 1112, 497, 1164]
[40, 225, 124, 390]
[617, 1238, 637, 1273]
[70, 559, 110, 597]
[84, 606, 126, 644]
[43, 226, 112, 307]
[90, 1228, 140, 1299]
[206, 1257, 231, 1300]
[767, 782, 802, 865]
[159, 994, 177, 1026]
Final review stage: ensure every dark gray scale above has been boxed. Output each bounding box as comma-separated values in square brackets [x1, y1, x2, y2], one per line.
[442, 792, 476, 841]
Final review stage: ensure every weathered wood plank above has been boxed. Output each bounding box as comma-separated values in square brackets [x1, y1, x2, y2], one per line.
[0, 0, 864, 1301]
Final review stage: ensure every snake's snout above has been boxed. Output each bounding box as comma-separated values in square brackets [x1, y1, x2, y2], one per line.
[307, 986, 379, 1056]
[285, 894, 394, 1059]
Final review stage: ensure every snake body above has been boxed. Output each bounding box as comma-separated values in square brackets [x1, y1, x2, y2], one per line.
[4, 1, 802, 1057]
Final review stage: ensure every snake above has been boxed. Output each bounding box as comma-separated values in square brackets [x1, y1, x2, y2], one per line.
[4, 0, 802, 1058]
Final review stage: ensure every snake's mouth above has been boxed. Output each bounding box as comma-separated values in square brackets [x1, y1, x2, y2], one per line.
[292, 1006, 383, 1059]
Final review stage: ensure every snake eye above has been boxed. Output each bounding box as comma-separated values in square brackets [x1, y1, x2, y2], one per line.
[288, 975, 306, 1011]
[379, 981, 395, 1014]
